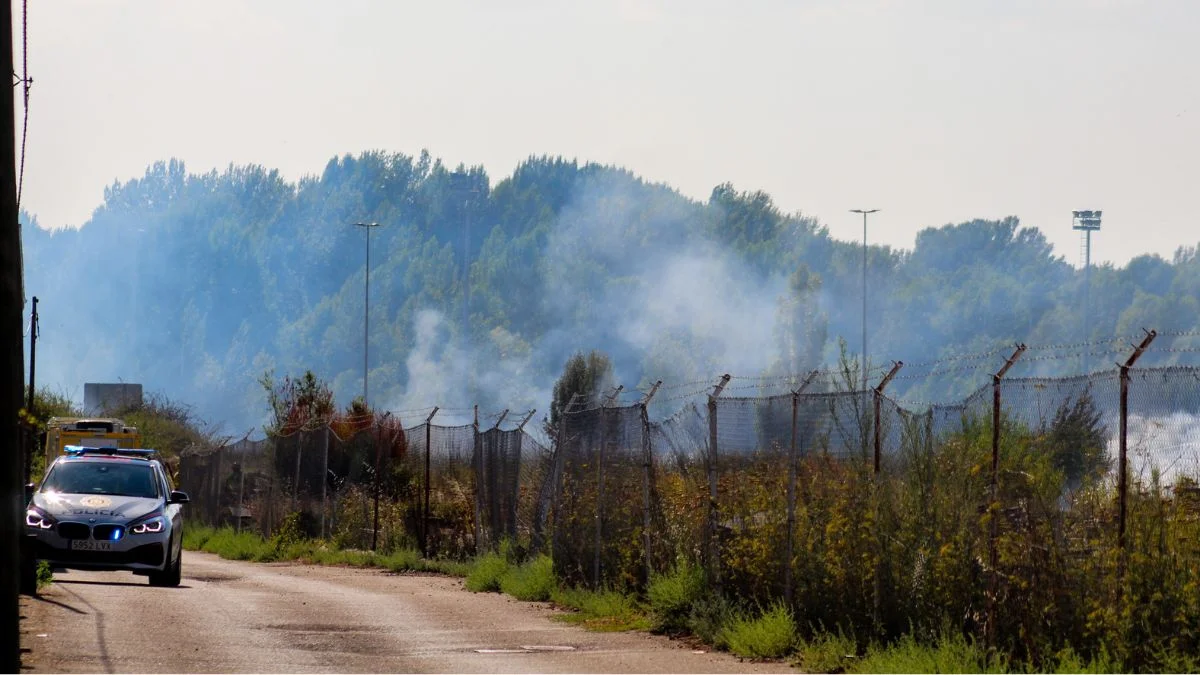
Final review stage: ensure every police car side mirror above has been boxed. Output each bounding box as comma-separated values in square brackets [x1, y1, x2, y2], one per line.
[23, 482, 35, 504]
[169, 490, 190, 504]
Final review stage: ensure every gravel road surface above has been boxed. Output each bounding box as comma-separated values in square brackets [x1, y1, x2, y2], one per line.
[19, 551, 795, 673]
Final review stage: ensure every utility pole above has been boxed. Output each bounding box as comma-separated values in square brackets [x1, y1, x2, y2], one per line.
[2, 0, 27, 666]
[24, 297, 34, 414]
[850, 209, 879, 392]
[24, 296, 35, 484]
[352, 222, 382, 406]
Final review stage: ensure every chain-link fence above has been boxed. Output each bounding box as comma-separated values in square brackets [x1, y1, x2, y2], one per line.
[551, 363, 1200, 660]
[180, 414, 550, 559]
[176, 354, 1200, 661]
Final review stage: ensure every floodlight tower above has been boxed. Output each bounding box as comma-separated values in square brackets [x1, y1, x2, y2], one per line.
[1072, 210, 1102, 374]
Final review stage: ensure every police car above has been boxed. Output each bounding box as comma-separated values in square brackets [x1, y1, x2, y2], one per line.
[24, 446, 189, 586]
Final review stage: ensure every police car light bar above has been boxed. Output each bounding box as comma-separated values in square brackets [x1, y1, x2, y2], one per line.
[64, 446, 159, 458]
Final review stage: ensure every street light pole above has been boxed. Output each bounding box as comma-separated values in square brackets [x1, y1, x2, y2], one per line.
[1071, 210, 1101, 374]
[850, 209, 879, 393]
[353, 222, 382, 406]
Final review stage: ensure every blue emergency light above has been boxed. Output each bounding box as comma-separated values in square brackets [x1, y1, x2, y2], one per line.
[64, 446, 159, 458]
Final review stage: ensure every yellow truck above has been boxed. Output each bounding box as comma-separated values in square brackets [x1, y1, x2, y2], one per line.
[44, 417, 142, 466]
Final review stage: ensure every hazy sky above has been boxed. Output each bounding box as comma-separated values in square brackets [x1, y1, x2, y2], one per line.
[19, 0, 1200, 266]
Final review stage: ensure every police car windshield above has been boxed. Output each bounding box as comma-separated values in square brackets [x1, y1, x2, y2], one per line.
[43, 461, 159, 499]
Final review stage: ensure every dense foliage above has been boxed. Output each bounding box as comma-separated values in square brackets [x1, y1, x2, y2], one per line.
[20, 151, 1200, 433]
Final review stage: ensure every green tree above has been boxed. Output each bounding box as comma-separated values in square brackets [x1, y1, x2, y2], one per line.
[1043, 391, 1108, 486]
[548, 350, 614, 434]
[259, 369, 335, 436]
[772, 264, 828, 380]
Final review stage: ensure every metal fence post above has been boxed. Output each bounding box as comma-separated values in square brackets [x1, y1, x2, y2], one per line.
[873, 362, 903, 477]
[871, 362, 903, 631]
[706, 374, 731, 588]
[544, 394, 579, 564]
[372, 417, 384, 552]
[423, 407, 438, 558]
[1119, 330, 1156, 575]
[292, 431, 302, 514]
[237, 444, 246, 535]
[488, 410, 509, 547]
[593, 385, 623, 588]
[472, 405, 482, 553]
[215, 444, 225, 526]
[987, 344, 1026, 647]
[640, 382, 662, 588]
[512, 410, 535, 544]
[787, 370, 820, 607]
[320, 425, 329, 539]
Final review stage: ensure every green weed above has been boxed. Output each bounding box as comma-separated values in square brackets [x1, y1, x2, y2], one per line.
[499, 555, 556, 601]
[687, 594, 738, 648]
[550, 586, 651, 632]
[849, 631, 1006, 674]
[198, 527, 271, 561]
[35, 560, 53, 590]
[182, 523, 216, 550]
[794, 629, 858, 673]
[465, 551, 509, 592]
[1048, 644, 1123, 674]
[720, 602, 797, 660]
[647, 561, 705, 632]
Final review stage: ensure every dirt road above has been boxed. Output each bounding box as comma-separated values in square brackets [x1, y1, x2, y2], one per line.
[19, 551, 794, 673]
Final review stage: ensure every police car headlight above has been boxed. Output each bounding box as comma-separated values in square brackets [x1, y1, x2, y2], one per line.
[131, 516, 165, 534]
[25, 508, 54, 530]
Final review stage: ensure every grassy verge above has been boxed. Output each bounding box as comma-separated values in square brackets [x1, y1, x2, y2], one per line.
[182, 523, 468, 576]
[179, 525, 1198, 671]
[847, 632, 1006, 674]
[549, 586, 652, 632]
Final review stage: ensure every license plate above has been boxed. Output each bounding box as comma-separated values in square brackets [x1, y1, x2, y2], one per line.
[69, 540, 113, 551]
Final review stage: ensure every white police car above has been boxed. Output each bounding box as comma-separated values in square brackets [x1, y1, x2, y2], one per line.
[24, 446, 189, 586]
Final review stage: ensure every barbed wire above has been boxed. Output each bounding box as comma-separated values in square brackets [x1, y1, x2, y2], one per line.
[899, 346, 1016, 369]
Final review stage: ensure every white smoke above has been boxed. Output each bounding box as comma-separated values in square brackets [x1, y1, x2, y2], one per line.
[1109, 412, 1200, 486]
[389, 309, 549, 428]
